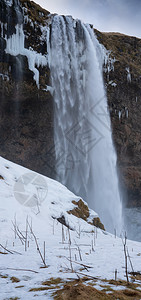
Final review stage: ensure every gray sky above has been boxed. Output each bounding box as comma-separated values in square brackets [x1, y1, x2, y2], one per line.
[33, 0, 141, 38]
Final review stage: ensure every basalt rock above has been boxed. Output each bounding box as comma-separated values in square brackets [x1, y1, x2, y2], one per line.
[0, 0, 54, 178]
[94, 30, 141, 207]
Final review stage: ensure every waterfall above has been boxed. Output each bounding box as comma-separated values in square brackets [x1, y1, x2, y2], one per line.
[50, 15, 122, 234]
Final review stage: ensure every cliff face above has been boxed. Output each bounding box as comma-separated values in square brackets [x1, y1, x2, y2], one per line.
[95, 30, 141, 206]
[0, 0, 54, 177]
[0, 0, 141, 206]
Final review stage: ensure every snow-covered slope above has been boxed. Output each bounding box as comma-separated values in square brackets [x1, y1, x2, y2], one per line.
[0, 156, 141, 299]
[0, 156, 97, 229]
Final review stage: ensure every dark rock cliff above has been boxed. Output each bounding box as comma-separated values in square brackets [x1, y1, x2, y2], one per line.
[0, 0, 54, 177]
[95, 30, 141, 207]
[0, 0, 141, 206]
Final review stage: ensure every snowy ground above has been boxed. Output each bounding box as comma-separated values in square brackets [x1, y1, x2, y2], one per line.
[0, 156, 141, 299]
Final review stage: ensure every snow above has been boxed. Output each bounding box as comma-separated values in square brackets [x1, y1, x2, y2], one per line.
[0, 156, 141, 298]
[0, 73, 9, 81]
[5, 24, 48, 88]
[108, 80, 117, 87]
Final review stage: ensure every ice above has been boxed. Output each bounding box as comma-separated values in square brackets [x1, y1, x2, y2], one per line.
[125, 108, 128, 118]
[4, 0, 13, 6]
[46, 26, 51, 67]
[43, 85, 54, 94]
[0, 21, 4, 38]
[104, 51, 116, 73]
[108, 80, 117, 87]
[119, 111, 122, 119]
[126, 67, 131, 83]
[5, 24, 48, 87]
[0, 73, 9, 81]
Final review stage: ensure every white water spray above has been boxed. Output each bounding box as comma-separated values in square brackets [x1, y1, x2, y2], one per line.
[50, 15, 122, 234]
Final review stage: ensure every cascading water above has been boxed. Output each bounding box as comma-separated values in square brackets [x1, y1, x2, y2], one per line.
[50, 15, 122, 234]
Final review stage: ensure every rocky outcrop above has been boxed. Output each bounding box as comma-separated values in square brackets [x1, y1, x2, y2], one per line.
[0, 0, 141, 206]
[0, 0, 54, 177]
[94, 30, 141, 207]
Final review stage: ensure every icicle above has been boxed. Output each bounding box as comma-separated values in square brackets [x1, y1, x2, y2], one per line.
[5, 24, 48, 88]
[125, 108, 128, 118]
[0, 22, 4, 38]
[103, 51, 116, 73]
[126, 67, 131, 83]
[46, 26, 51, 68]
[4, 0, 13, 6]
[119, 111, 122, 120]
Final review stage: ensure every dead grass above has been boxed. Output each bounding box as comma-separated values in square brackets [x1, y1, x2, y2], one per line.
[94, 28, 141, 76]
[68, 199, 90, 221]
[130, 272, 141, 282]
[92, 217, 105, 230]
[0, 251, 8, 255]
[100, 284, 114, 292]
[68, 199, 105, 230]
[0, 175, 4, 180]
[10, 276, 20, 283]
[102, 278, 141, 291]
[53, 282, 111, 299]
[101, 31, 139, 38]
[112, 289, 141, 299]
[20, 0, 50, 24]
[8, 298, 20, 300]
[29, 286, 59, 292]
[52, 278, 141, 300]
[30, 277, 64, 292]
[42, 277, 63, 286]
[134, 274, 141, 281]
[108, 279, 140, 289]
[0, 274, 8, 278]
[53, 282, 141, 299]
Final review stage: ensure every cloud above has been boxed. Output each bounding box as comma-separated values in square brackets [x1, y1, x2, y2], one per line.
[33, 0, 141, 38]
